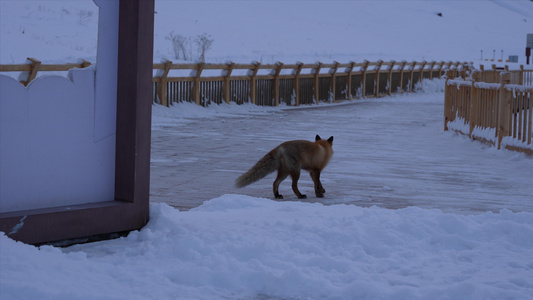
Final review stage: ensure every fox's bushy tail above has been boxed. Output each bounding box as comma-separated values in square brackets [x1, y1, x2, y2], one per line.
[235, 150, 279, 188]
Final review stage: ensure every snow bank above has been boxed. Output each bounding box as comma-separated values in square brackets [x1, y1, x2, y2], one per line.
[151, 101, 277, 128]
[2, 196, 532, 300]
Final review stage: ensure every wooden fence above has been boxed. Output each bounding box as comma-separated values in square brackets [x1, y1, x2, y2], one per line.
[477, 64, 533, 86]
[152, 60, 470, 107]
[0, 58, 91, 86]
[1, 58, 470, 106]
[444, 70, 533, 154]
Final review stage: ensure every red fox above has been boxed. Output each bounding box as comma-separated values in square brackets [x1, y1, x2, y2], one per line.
[235, 135, 334, 199]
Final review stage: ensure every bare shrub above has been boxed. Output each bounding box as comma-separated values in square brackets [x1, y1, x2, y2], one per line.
[195, 33, 214, 62]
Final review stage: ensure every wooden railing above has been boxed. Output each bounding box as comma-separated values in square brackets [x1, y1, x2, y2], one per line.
[152, 60, 470, 107]
[477, 64, 533, 86]
[1, 58, 470, 107]
[444, 70, 533, 154]
[0, 58, 91, 86]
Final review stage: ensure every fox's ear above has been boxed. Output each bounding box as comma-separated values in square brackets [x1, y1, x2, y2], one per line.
[315, 135, 321, 141]
[327, 136, 334, 144]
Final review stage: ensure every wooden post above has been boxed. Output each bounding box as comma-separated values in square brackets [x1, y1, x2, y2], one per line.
[419, 61, 427, 85]
[361, 60, 369, 98]
[314, 62, 323, 104]
[438, 61, 445, 78]
[223, 62, 235, 104]
[409, 61, 416, 92]
[491, 64, 497, 83]
[347, 62, 355, 100]
[331, 61, 339, 101]
[447, 61, 454, 78]
[23, 57, 41, 86]
[193, 62, 204, 105]
[469, 72, 480, 138]
[497, 72, 511, 149]
[375, 60, 383, 98]
[156, 60, 172, 106]
[524, 89, 533, 145]
[273, 61, 283, 106]
[293, 62, 303, 106]
[387, 60, 395, 96]
[428, 61, 436, 79]
[519, 65, 524, 85]
[444, 70, 455, 131]
[249, 62, 261, 105]
[399, 61, 407, 93]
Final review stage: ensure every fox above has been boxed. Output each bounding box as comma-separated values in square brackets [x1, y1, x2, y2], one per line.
[235, 135, 334, 199]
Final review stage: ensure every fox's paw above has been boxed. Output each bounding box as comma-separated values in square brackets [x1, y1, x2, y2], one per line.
[275, 194, 284, 199]
[298, 194, 307, 199]
[315, 192, 324, 198]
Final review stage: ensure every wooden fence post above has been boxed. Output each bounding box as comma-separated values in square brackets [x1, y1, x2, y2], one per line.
[273, 61, 283, 106]
[491, 64, 498, 83]
[519, 65, 524, 85]
[294, 62, 303, 106]
[375, 60, 383, 97]
[193, 62, 204, 105]
[387, 60, 395, 96]
[331, 61, 339, 101]
[444, 70, 455, 131]
[409, 62, 416, 92]
[249, 61, 260, 104]
[23, 57, 41, 86]
[156, 60, 172, 107]
[428, 61, 436, 79]
[497, 72, 511, 149]
[347, 62, 355, 100]
[361, 60, 369, 98]
[438, 61, 445, 78]
[447, 61, 454, 78]
[469, 72, 480, 138]
[399, 61, 407, 93]
[419, 61, 427, 85]
[223, 62, 235, 104]
[314, 62, 323, 104]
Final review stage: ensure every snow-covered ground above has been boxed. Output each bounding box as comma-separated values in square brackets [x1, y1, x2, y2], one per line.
[3, 84, 533, 300]
[1, 1, 533, 300]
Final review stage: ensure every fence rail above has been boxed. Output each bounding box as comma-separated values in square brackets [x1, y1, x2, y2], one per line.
[444, 70, 533, 154]
[152, 60, 471, 107]
[0, 57, 91, 86]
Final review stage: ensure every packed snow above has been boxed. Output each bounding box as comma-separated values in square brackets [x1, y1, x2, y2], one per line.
[1, 1, 533, 300]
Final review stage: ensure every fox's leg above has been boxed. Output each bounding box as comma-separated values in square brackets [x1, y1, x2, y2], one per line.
[290, 169, 307, 199]
[310, 169, 325, 197]
[273, 169, 289, 199]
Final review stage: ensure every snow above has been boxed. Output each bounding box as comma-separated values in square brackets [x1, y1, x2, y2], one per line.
[2, 198, 533, 300]
[1, 0, 532, 66]
[2, 1, 533, 299]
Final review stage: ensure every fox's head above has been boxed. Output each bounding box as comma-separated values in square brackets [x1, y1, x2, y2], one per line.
[315, 134, 333, 145]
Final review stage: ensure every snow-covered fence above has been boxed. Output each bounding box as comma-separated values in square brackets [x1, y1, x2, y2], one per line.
[445, 70, 533, 154]
[152, 60, 470, 107]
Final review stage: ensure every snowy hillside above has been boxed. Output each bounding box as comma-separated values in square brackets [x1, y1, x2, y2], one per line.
[1, 0, 532, 65]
